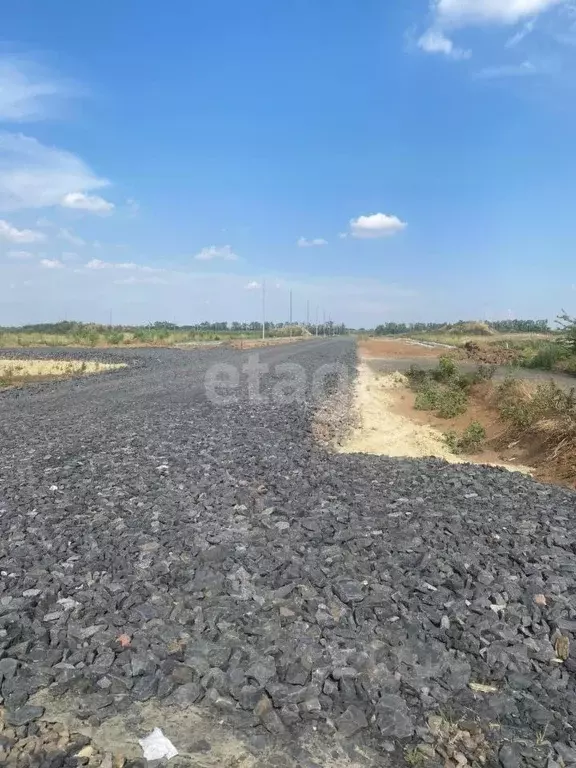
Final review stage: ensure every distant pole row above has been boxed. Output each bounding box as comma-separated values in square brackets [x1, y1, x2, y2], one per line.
[259, 280, 335, 338]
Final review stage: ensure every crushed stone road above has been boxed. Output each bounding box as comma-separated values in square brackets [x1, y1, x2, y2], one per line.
[1, 339, 576, 767]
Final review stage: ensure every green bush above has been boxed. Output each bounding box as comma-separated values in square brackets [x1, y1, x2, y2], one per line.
[432, 356, 458, 383]
[436, 387, 468, 418]
[520, 343, 569, 371]
[414, 384, 441, 411]
[106, 331, 124, 345]
[443, 421, 486, 454]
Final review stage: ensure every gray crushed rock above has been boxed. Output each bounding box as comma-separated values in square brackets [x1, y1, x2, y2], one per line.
[0, 340, 576, 767]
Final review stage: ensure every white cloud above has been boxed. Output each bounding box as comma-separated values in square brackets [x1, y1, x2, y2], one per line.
[0, 55, 73, 122]
[194, 245, 239, 261]
[476, 59, 540, 77]
[40, 258, 63, 269]
[245, 281, 261, 290]
[349, 212, 407, 239]
[59, 227, 85, 246]
[61, 191, 114, 213]
[297, 236, 329, 247]
[506, 18, 537, 45]
[434, 0, 564, 27]
[0, 219, 45, 243]
[83, 258, 164, 273]
[7, 250, 33, 259]
[0, 132, 109, 211]
[417, 29, 471, 58]
[338, 232, 348, 239]
[418, 0, 565, 58]
[85, 258, 136, 270]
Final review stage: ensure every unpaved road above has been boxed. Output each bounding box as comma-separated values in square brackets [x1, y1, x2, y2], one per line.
[1, 340, 576, 767]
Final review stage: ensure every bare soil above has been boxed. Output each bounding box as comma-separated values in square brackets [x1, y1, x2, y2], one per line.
[337, 364, 532, 475]
[349, 345, 576, 488]
[359, 338, 445, 359]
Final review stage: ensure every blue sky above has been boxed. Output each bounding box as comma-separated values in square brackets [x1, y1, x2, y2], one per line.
[1, 0, 576, 327]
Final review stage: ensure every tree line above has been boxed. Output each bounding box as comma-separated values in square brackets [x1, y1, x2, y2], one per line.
[373, 319, 550, 336]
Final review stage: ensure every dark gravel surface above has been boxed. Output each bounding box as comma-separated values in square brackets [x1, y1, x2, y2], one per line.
[1, 339, 576, 767]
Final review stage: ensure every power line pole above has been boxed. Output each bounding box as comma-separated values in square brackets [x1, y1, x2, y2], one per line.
[262, 279, 266, 341]
[306, 300, 310, 328]
[315, 305, 319, 337]
[322, 309, 326, 337]
[289, 289, 293, 338]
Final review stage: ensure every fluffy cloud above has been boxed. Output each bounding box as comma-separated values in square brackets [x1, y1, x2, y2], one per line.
[194, 245, 239, 261]
[245, 281, 261, 289]
[0, 219, 45, 243]
[349, 213, 407, 239]
[0, 132, 109, 211]
[0, 55, 72, 122]
[433, 0, 564, 27]
[417, 29, 471, 59]
[61, 191, 114, 213]
[418, 0, 565, 58]
[40, 258, 63, 269]
[297, 236, 328, 247]
[7, 250, 33, 259]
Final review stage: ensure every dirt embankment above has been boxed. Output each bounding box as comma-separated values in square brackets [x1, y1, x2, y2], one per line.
[346, 338, 576, 488]
[338, 364, 532, 475]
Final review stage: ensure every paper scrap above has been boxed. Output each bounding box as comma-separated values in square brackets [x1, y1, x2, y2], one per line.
[138, 728, 178, 761]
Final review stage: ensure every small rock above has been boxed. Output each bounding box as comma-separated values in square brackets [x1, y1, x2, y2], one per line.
[254, 694, 286, 735]
[5, 705, 45, 727]
[336, 706, 369, 737]
[499, 744, 521, 768]
[167, 682, 202, 706]
[334, 581, 365, 604]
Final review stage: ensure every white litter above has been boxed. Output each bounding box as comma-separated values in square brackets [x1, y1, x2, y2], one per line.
[138, 728, 178, 761]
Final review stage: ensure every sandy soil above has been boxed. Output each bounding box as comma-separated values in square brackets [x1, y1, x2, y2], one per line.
[0, 360, 124, 376]
[338, 363, 531, 474]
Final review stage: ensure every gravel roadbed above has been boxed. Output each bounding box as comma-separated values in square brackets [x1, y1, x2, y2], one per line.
[0, 340, 576, 767]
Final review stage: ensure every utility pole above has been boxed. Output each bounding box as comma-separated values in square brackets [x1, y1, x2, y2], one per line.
[306, 300, 310, 329]
[322, 309, 326, 337]
[262, 280, 266, 341]
[315, 305, 319, 337]
[289, 289, 293, 338]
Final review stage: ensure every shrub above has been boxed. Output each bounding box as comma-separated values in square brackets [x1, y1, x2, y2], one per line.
[406, 364, 428, 388]
[436, 387, 468, 418]
[521, 343, 569, 371]
[443, 421, 486, 454]
[414, 384, 441, 411]
[106, 331, 124, 345]
[432, 356, 458, 383]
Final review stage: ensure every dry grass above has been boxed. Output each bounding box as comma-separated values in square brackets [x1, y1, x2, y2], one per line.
[491, 378, 576, 484]
[0, 359, 125, 388]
